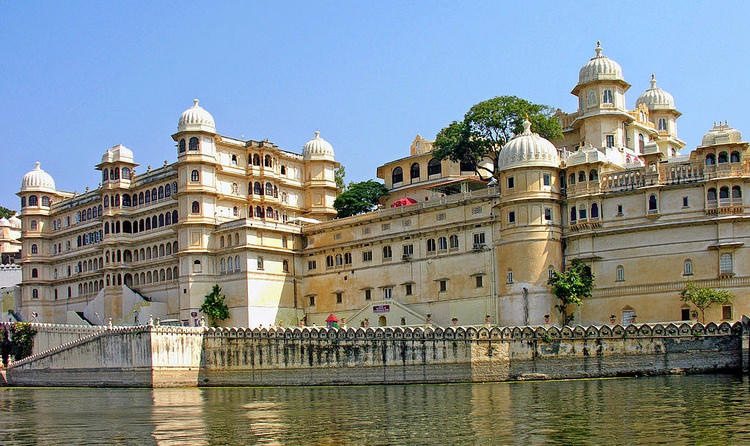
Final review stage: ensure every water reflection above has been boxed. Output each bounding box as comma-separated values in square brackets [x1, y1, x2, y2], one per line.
[0, 375, 749, 445]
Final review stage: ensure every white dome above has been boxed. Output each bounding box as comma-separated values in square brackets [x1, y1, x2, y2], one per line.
[178, 99, 215, 133]
[0, 218, 9, 228]
[8, 215, 21, 229]
[21, 162, 56, 192]
[302, 131, 335, 160]
[498, 119, 560, 171]
[577, 42, 624, 86]
[635, 75, 675, 110]
[101, 144, 134, 164]
[701, 122, 743, 146]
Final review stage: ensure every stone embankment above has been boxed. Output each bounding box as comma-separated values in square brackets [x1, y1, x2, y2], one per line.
[2, 319, 748, 387]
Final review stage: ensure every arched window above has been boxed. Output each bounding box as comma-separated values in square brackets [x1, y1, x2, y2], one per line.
[732, 186, 742, 200]
[30, 220, 38, 230]
[191, 201, 200, 214]
[254, 182, 263, 195]
[233, 206, 239, 217]
[179, 139, 186, 153]
[280, 165, 286, 175]
[428, 158, 442, 176]
[165, 183, 171, 197]
[31, 268, 38, 278]
[158, 214, 164, 227]
[718, 152, 729, 163]
[658, 118, 668, 131]
[720, 187, 729, 199]
[264, 155, 272, 167]
[220, 258, 226, 273]
[579, 205, 587, 220]
[42, 196, 50, 207]
[235, 255, 240, 271]
[589, 170, 598, 181]
[392, 167, 403, 184]
[151, 189, 157, 202]
[265, 182, 273, 196]
[344, 252, 352, 265]
[231, 155, 238, 166]
[568, 173, 575, 185]
[570, 207, 577, 222]
[731, 151, 741, 163]
[648, 194, 658, 212]
[587, 90, 596, 107]
[426, 239, 436, 253]
[189, 137, 199, 151]
[335, 254, 343, 266]
[29, 195, 38, 206]
[638, 133, 645, 152]
[282, 259, 289, 272]
[266, 206, 273, 218]
[257, 257, 264, 270]
[165, 212, 171, 225]
[122, 195, 131, 207]
[578, 171, 586, 183]
[705, 154, 716, 165]
[449, 235, 459, 249]
[591, 203, 599, 219]
[145, 218, 151, 230]
[32, 289, 39, 299]
[326, 255, 334, 268]
[707, 188, 717, 201]
[410, 163, 420, 180]
[103, 169, 109, 181]
[158, 186, 164, 199]
[602, 89, 613, 104]
[382, 245, 392, 259]
[30, 243, 39, 254]
[616, 265, 625, 282]
[113, 168, 119, 180]
[684, 259, 693, 276]
[172, 210, 178, 224]
[252, 154, 260, 166]
[191, 170, 200, 182]
[21, 196, 26, 208]
[231, 183, 239, 195]
[438, 236, 447, 250]
[122, 167, 130, 180]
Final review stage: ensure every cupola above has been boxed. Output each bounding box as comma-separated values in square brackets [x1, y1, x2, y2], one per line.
[635, 75, 676, 111]
[497, 119, 560, 171]
[302, 131, 335, 161]
[21, 162, 56, 193]
[177, 99, 216, 133]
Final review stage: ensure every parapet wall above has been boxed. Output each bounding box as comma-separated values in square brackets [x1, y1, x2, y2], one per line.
[2, 321, 746, 387]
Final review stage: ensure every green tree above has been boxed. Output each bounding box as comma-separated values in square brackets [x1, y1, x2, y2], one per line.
[333, 180, 389, 218]
[433, 96, 562, 179]
[200, 285, 230, 326]
[679, 282, 734, 324]
[9, 322, 37, 361]
[334, 165, 346, 191]
[547, 259, 595, 326]
[0, 206, 15, 219]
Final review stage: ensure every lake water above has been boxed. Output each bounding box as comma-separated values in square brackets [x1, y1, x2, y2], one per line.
[1, 374, 749, 445]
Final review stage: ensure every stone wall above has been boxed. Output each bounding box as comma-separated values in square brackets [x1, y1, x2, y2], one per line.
[2, 321, 745, 387]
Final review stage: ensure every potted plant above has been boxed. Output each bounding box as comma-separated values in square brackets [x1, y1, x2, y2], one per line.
[485, 314, 491, 324]
[609, 314, 616, 324]
[426, 313, 432, 324]
[363, 317, 370, 328]
[451, 317, 458, 326]
[544, 314, 550, 324]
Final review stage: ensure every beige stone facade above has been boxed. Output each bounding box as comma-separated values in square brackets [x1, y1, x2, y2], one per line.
[16, 43, 750, 328]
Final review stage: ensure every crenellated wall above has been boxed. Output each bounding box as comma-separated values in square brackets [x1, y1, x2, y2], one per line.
[2, 321, 746, 387]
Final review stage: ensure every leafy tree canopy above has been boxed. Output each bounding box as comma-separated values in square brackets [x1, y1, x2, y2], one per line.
[334, 165, 346, 191]
[0, 206, 15, 219]
[333, 180, 389, 218]
[679, 282, 733, 323]
[547, 259, 594, 326]
[200, 284, 230, 326]
[433, 96, 562, 179]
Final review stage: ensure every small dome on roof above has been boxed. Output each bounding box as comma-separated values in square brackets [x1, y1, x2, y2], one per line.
[178, 99, 215, 133]
[302, 131, 335, 160]
[21, 162, 56, 192]
[577, 42, 624, 86]
[498, 119, 560, 171]
[701, 121, 743, 146]
[8, 215, 21, 229]
[0, 218, 10, 228]
[635, 75, 675, 110]
[101, 144, 134, 164]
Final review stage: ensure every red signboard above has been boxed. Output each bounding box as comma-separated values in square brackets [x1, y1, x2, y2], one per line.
[373, 305, 390, 313]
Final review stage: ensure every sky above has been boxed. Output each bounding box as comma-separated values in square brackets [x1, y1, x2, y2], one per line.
[2, 2, 750, 211]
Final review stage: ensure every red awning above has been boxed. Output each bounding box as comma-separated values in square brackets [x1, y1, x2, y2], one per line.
[325, 314, 339, 322]
[391, 197, 418, 208]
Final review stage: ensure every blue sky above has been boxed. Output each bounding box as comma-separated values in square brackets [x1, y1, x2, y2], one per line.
[2, 2, 750, 210]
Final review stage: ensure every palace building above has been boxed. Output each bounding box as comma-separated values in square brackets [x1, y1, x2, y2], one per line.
[16, 44, 750, 327]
